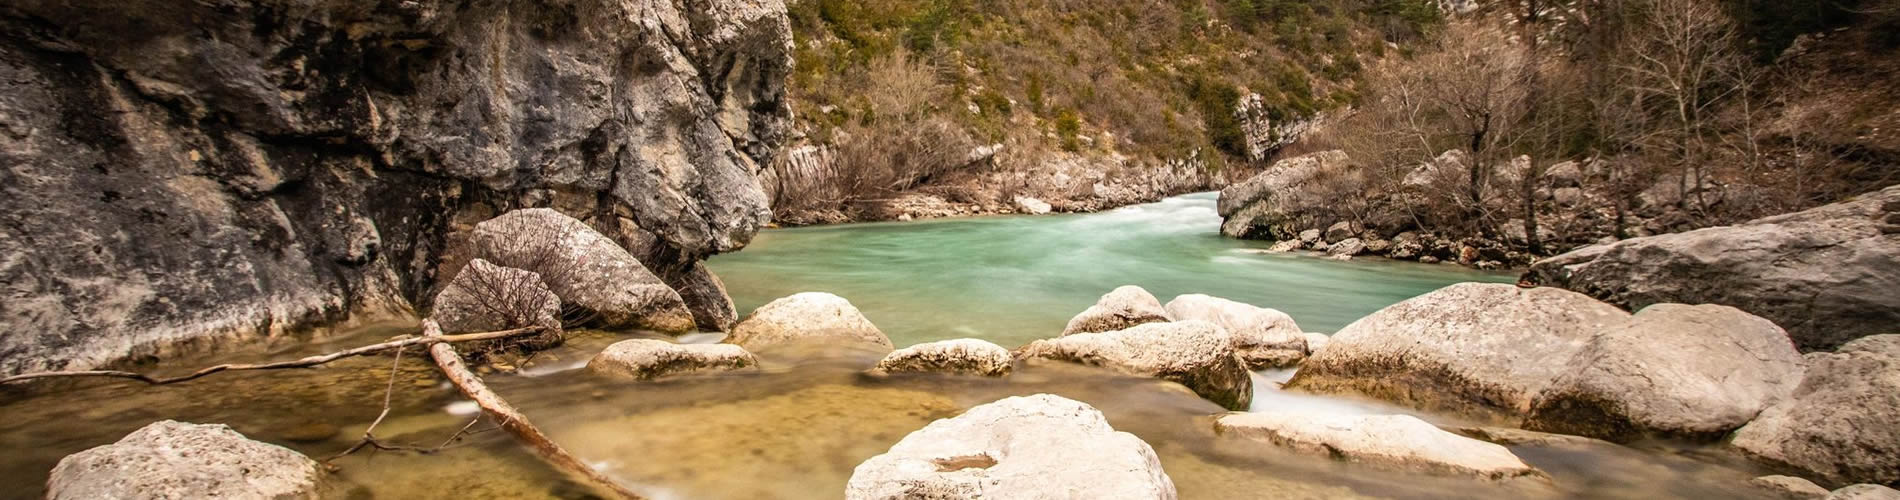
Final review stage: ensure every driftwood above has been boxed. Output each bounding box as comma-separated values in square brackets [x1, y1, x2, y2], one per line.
[422, 319, 645, 500]
[0, 326, 546, 386]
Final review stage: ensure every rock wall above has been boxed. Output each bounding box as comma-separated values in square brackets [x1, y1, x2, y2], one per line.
[0, 0, 793, 375]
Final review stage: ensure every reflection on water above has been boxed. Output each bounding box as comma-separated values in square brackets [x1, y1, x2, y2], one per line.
[0, 194, 1780, 499]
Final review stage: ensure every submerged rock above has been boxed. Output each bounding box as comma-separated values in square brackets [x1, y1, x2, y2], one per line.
[1526, 304, 1803, 441]
[430, 259, 563, 347]
[874, 339, 1013, 377]
[471, 209, 695, 334]
[1752, 475, 1831, 500]
[1287, 283, 1629, 422]
[1732, 335, 1900, 487]
[48, 420, 323, 500]
[1214, 412, 1542, 480]
[1162, 294, 1306, 369]
[1526, 185, 1900, 351]
[725, 292, 894, 352]
[1019, 321, 1252, 410]
[846, 394, 1176, 499]
[587, 339, 757, 381]
[1062, 285, 1171, 335]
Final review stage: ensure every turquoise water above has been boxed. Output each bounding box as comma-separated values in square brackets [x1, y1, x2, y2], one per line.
[711, 192, 1515, 348]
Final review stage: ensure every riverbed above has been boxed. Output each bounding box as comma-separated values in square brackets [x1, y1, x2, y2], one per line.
[0, 194, 1775, 499]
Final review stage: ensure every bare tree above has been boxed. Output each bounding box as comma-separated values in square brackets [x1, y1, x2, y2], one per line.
[1613, 0, 1749, 214]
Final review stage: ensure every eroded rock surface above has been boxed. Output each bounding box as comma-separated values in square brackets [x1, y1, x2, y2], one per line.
[1286, 283, 1630, 422]
[846, 394, 1176, 500]
[1063, 285, 1172, 335]
[586, 339, 757, 381]
[1163, 294, 1306, 369]
[1732, 335, 1900, 487]
[725, 292, 894, 352]
[0, 0, 793, 375]
[874, 339, 1013, 377]
[1020, 321, 1252, 410]
[1526, 185, 1900, 351]
[47, 420, 323, 500]
[470, 209, 693, 333]
[1215, 412, 1542, 480]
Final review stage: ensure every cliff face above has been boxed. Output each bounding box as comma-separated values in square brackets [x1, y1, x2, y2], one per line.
[0, 0, 794, 375]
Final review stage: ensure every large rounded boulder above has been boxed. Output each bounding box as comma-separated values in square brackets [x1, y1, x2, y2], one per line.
[471, 208, 695, 334]
[1286, 283, 1630, 422]
[47, 420, 323, 500]
[1526, 304, 1803, 441]
[1163, 294, 1306, 369]
[1732, 335, 1900, 487]
[725, 292, 894, 352]
[586, 339, 758, 381]
[431, 259, 564, 347]
[1062, 285, 1171, 335]
[846, 394, 1176, 499]
[1019, 320, 1252, 410]
[874, 339, 1013, 377]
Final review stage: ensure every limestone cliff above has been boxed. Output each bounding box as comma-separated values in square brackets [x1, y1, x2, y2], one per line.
[0, 0, 794, 375]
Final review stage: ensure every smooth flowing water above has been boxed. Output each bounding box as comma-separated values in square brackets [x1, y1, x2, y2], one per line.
[0, 194, 1776, 499]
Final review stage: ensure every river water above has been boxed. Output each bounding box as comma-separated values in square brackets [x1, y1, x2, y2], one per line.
[0, 193, 1774, 499]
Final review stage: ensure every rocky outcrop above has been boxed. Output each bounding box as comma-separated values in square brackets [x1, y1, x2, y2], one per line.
[586, 339, 757, 381]
[846, 394, 1176, 499]
[470, 209, 693, 333]
[1162, 294, 1306, 369]
[1062, 285, 1171, 335]
[1732, 335, 1900, 487]
[1214, 412, 1542, 480]
[47, 420, 323, 499]
[1217, 151, 1352, 239]
[1235, 93, 1317, 162]
[1754, 476, 1833, 500]
[724, 292, 894, 352]
[430, 259, 564, 347]
[1286, 283, 1630, 422]
[0, 0, 793, 375]
[1019, 321, 1252, 410]
[874, 339, 1013, 377]
[1526, 185, 1900, 351]
[1525, 304, 1804, 441]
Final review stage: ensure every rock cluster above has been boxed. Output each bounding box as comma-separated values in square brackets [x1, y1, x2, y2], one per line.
[47, 421, 324, 500]
[1019, 321, 1253, 410]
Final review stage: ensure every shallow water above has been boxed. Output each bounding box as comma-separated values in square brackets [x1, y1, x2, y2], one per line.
[0, 194, 1778, 499]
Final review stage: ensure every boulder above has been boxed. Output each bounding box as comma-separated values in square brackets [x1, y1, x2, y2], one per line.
[1019, 321, 1253, 410]
[1286, 283, 1630, 422]
[1013, 196, 1053, 215]
[586, 339, 758, 381]
[1328, 238, 1367, 258]
[1828, 485, 1900, 500]
[1553, 187, 1584, 207]
[1545, 161, 1582, 188]
[1325, 221, 1357, 243]
[725, 292, 893, 352]
[874, 339, 1014, 377]
[1214, 412, 1541, 480]
[1062, 285, 1171, 335]
[1526, 304, 1803, 441]
[1526, 185, 1900, 351]
[431, 259, 564, 347]
[1163, 294, 1306, 369]
[846, 394, 1176, 499]
[1218, 151, 1353, 240]
[1752, 476, 1831, 500]
[1299, 229, 1324, 244]
[1732, 335, 1900, 487]
[47, 421, 323, 500]
[472, 209, 695, 334]
[662, 262, 741, 332]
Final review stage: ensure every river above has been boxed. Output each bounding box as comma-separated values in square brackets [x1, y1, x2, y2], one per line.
[0, 193, 1772, 499]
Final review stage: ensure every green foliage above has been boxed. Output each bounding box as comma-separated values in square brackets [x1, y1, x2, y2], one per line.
[1186, 74, 1247, 158]
[1055, 107, 1083, 151]
[974, 89, 1012, 117]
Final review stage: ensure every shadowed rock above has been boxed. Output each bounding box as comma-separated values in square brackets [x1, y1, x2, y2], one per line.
[1732, 335, 1900, 487]
[48, 420, 323, 500]
[1019, 320, 1252, 410]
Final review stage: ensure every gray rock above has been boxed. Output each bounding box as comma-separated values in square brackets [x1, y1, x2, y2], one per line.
[1526, 304, 1803, 441]
[1218, 151, 1352, 240]
[1828, 485, 1900, 500]
[1287, 283, 1630, 422]
[874, 339, 1013, 377]
[47, 421, 322, 500]
[1325, 221, 1358, 243]
[1732, 335, 1900, 487]
[846, 394, 1176, 499]
[1062, 285, 1171, 335]
[586, 339, 757, 381]
[1215, 412, 1542, 480]
[1545, 161, 1582, 188]
[1299, 229, 1324, 244]
[430, 259, 564, 348]
[1019, 320, 1253, 410]
[1013, 196, 1052, 215]
[725, 292, 893, 352]
[661, 262, 741, 332]
[471, 209, 695, 334]
[1553, 187, 1584, 207]
[1390, 233, 1425, 259]
[1265, 240, 1303, 253]
[1527, 185, 1900, 351]
[0, 0, 791, 375]
[1328, 238, 1367, 257]
[1163, 294, 1306, 369]
[1752, 475, 1831, 500]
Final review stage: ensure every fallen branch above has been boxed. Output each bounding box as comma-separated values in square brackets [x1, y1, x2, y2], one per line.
[422, 320, 645, 500]
[0, 326, 546, 386]
[324, 348, 490, 464]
